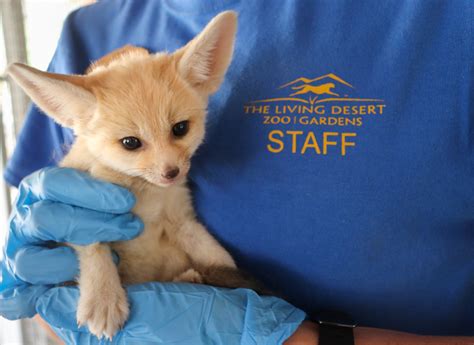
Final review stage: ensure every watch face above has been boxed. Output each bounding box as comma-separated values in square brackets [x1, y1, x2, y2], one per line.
[316, 310, 357, 328]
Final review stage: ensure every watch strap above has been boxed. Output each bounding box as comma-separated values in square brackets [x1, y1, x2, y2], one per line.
[318, 322, 355, 345]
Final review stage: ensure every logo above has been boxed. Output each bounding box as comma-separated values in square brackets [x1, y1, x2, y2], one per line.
[243, 73, 386, 156]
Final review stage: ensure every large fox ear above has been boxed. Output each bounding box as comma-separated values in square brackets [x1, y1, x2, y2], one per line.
[175, 11, 237, 95]
[6, 63, 95, 128]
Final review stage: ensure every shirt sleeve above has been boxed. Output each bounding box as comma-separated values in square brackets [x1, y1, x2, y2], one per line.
[4, 10, 91, 187]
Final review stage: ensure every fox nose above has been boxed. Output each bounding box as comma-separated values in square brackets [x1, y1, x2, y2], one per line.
[162, 167, 180, 180]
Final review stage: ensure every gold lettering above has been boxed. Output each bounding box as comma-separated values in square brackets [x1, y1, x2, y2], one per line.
[341, 132, 357, 156]
[267, 130, 284, 153]
[301, 131, 321, 154]
[323, 132, 338, 154]
[287, 131, 304, 154]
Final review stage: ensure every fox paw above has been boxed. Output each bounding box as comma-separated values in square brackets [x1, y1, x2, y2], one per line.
[173, 268, 203, 283]
[77, 285, 129, 340]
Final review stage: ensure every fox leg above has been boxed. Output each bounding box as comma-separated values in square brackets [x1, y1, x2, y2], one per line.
[176, 220, 236, 268]
[73, 243, 128, 340]
[175, 220, 269, 294]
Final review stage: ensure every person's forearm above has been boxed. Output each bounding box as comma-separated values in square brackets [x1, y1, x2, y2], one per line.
[284, 321, 474, 345]
[34, 315, 63, 344]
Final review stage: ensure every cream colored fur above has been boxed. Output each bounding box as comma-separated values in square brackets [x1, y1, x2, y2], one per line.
[7, 11, 238, 340]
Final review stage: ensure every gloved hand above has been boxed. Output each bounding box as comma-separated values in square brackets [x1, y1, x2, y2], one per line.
[37, 283, 306, 345]
[0, 167, 143, 319]
[1, 167, 306, 344]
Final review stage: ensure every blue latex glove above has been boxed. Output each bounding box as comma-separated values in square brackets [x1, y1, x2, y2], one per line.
[0, 167, 143, 319]
[37, 283, 306, 345]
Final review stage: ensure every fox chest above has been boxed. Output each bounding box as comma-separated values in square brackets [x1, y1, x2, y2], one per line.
[111, 186, 192, 284]
[111, 218, 191, 284]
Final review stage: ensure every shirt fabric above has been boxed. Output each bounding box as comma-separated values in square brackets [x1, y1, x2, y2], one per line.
[5, 0, 474, 335]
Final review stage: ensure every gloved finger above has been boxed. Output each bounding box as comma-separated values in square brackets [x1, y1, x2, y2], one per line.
[16, 200, 143, 245]
[18, 167, 136, 213]
[35, 287, 99, 345]
[14, 246, 78, 284]
[12, 245, 120, 284]
[36, 287, 83, 332]
[0, 284, 50, 320]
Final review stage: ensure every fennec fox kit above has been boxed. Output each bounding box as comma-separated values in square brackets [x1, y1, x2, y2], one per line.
[8, 11, 261, 339]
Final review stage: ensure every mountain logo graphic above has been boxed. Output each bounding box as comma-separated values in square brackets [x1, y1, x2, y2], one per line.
[249, 73, 383, 105]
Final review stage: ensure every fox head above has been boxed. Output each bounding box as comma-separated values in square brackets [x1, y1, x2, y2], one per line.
[7, 11, 237, 187]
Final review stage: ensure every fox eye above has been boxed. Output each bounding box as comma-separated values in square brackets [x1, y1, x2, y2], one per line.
[121, 137, 142, 150]
[172, 121, 189, 138]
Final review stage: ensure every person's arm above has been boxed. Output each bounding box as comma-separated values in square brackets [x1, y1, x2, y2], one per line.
[1, 167, 306, 345]
[36, 283, 306, 345]
[285, 322, 474, 345]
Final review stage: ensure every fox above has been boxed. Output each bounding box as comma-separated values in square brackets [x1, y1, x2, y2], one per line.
[7, 11, 264, 340]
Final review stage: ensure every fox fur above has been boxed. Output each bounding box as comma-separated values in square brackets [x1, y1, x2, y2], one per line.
[7, 11, 262, 339]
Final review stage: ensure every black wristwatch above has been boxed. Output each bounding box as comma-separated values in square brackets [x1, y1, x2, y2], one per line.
[315, 310, 356, 345]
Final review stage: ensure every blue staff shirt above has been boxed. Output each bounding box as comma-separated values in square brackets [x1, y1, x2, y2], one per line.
[5, 0, 474, 335]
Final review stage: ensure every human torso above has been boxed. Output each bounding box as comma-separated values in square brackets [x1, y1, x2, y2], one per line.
[10, 0, 474, 334]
